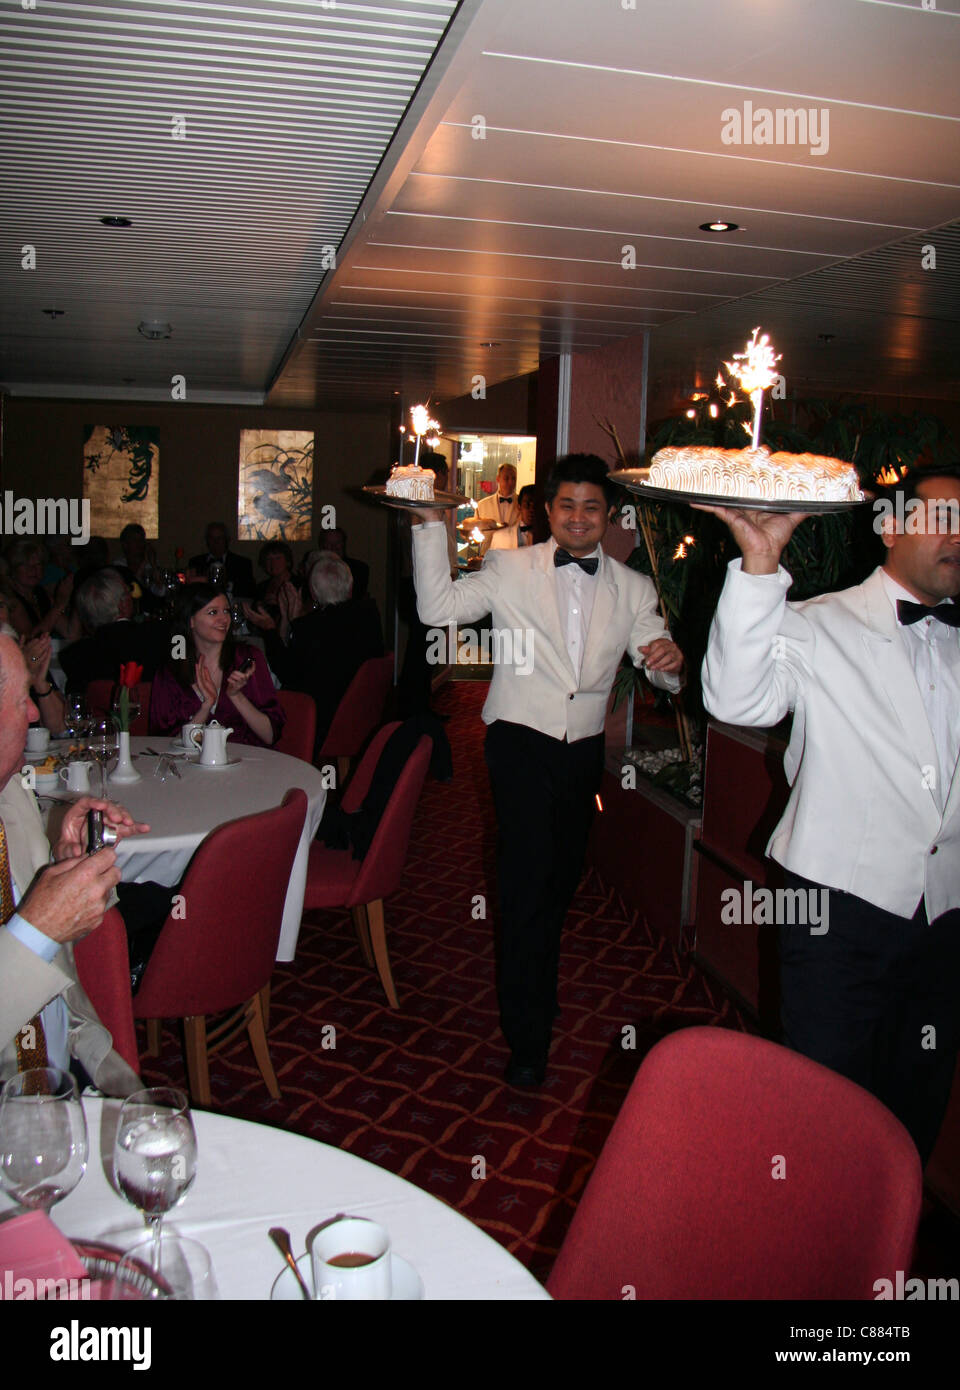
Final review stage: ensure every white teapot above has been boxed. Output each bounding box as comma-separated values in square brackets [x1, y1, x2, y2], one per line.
[198, 719, 234, 767]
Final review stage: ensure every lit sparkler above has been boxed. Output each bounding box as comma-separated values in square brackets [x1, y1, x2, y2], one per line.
[725, 328, 781, 450]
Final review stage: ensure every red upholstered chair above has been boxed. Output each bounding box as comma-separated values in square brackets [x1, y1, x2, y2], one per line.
[274, 689, 316, 763]
[304, 722, 431, 1008]
[317, 654, 393, 786]
[73, 906, 140, 1077]
[86, 678, 151, 736]
[133, 789, 307, 1107]
[547, 1027, 922, 1301]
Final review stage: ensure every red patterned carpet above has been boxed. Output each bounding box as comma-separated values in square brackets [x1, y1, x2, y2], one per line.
[139, 681, 748, 1284]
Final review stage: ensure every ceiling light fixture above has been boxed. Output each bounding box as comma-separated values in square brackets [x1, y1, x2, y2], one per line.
[699, 220, 739, 233]
[818, 333, 836, 345]
[100, 216, 132, 227]
[138, 320, 172, 340]
[480, 341, 500, 348]
[42, 308, 64, 319]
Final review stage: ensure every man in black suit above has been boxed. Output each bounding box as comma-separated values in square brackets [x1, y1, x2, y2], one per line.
[257, 554, 383, 759]
[60, 568, 168, 693]
[188, 522, 255, 599]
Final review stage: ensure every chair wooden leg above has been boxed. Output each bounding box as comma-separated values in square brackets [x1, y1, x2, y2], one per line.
[365, 898, 399, 1009]
[183, 1016, 212, 1108]
[351, 904, 374, 967]
[144, 1019, 161, 1058]
[337, 755, 350, 787]
[260, 982, 271, 1032]
[246, 993, 281, 1100]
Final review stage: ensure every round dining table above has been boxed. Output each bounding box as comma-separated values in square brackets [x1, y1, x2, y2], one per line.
[100, 736, 326, 960]
[13, 1098, 549, 1301]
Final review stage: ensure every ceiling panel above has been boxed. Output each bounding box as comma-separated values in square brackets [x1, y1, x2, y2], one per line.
[1, 0, 958, 410]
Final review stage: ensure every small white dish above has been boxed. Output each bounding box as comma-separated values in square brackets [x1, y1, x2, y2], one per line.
[194, 751, 243, 771]
[35, 773, 60, 792]
[270, 1252, 423, 1302]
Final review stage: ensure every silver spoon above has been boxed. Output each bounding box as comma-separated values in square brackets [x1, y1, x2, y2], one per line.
[269, 1226, 311, 1301]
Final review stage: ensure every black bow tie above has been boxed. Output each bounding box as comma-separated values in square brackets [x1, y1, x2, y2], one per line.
[499, 496, 515, 503]
[896, 599, 960, 628]
[554, 548, 598, 576]
[519, 525, 531, 533]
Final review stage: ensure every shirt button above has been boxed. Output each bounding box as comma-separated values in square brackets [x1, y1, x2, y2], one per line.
[929, 684, 935, 691]
[572, 608, 578, 615]
[569, 693, 575, 700]
[931, 846, 939, 856]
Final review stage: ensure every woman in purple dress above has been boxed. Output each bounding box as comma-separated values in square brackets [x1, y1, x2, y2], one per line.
[150, 584, 285, 747]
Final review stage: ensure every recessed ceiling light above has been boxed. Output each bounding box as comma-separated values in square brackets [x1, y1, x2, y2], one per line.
[100, 216, 132, 227]
[700, 220, 739, 233]
[138, 319, 172, 340]
[42, 308, 64, 318]
[480, 341, 501, 348]
[818, 333, 836, 345]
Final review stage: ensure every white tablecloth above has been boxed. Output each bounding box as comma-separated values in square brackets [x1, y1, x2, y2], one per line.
[109, 737, 326, 960]
[8, 1099, 549, 1301]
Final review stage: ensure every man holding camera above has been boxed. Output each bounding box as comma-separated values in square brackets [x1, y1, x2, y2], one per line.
[0, 634, 148, 1091]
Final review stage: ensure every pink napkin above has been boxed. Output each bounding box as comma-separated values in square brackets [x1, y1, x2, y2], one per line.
[0, 1210, 90, 1299]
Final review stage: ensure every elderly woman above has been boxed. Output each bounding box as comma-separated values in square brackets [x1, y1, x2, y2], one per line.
[150, 584, 285, 747]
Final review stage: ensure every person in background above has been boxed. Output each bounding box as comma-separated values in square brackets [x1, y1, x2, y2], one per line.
[0, 633, 147, 1091]
[254, 540, 301, 624]
[151, 584, 284, 747]
[60, 567, 167, 693]
[40, 536, 79, 591]
[253, 555, 383, 759]
[3, 539, 72, 640]
[317, 526, 369, 600]
[486, 484, 537, 554]
[475, 463, 520, 538]
[22, 633, 67, 735]
[188, 522, 255, 599]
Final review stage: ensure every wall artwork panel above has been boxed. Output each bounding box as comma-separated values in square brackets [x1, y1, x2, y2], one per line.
[82, 425, 160, 537]
[237, 429, 314, 541]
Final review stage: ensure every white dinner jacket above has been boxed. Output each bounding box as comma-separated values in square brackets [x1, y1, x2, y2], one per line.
[0, 778, 141, 1093]
[475, 493, 519, 529]
[702, 561, 960, 919]
[413, 523, 680, 742]
[487, 522, 534, 552]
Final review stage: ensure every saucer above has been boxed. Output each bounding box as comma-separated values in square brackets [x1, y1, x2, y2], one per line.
[194, 752, 242, 771]
[270, 1253, 423, 1301]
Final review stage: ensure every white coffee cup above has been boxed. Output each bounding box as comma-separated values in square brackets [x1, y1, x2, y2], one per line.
[181, 723, 204, 750]
[26, 727, 50, 754]
[59, 761, 93, 794]
[310, 1217, 392, 1301]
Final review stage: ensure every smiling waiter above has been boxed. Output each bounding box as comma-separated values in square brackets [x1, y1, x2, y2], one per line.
[411, 454, 684, 1086]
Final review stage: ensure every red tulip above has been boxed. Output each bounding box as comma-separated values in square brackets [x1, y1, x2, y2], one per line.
[118, 662, 144, 688]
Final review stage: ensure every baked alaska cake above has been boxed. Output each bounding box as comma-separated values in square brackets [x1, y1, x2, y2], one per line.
[647, 444, 863, 504]
[385, 463, 436, 500]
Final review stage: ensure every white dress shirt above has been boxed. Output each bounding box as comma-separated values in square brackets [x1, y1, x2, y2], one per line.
[553, 541, 601, 683]
[880, 570, 960, 808]
[4, 902, 70, 1072]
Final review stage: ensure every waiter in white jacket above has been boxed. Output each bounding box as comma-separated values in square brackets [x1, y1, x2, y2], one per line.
[411, 455, 684, 1086]
[700, 468, 960, 1163]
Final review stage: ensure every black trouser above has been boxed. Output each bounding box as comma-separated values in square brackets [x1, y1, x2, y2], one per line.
[779, 869, 960, 1165]
[484, 720, 604, 1066]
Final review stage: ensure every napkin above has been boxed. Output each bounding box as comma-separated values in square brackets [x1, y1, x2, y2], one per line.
[0, 1210, 89, 1300]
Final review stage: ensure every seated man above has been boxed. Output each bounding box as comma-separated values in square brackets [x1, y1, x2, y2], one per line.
[0, 634, 148, 1092]
[252, 555, 383, 758]
[60, 567, 168, 693]
[189, 522, 255, 599]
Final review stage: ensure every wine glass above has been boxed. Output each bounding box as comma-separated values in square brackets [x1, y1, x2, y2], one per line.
[113, 1088, 197, 1277]
[64, 693, 88, 740]
[116, 1233, 218, 1301]
[86, 718, 117, 796]
[0, 1068, 88, 1211]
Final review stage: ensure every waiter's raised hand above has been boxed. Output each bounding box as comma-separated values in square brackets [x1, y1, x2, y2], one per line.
[640, 637, 685, 675]
[691, 504, 810, 574]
